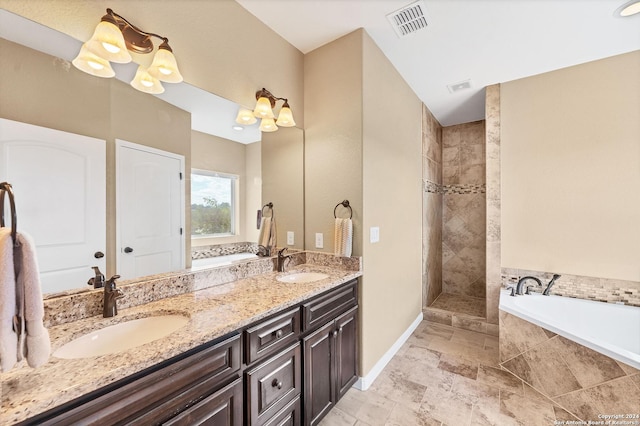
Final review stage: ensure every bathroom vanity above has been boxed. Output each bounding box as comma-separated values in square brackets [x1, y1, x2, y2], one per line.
[3, 256, 360, 426]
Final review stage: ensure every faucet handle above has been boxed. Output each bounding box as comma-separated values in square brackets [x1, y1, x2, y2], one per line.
[106, 274, 121, 289]
[278, 247, 288, 256]
[506, 285, 516, 296]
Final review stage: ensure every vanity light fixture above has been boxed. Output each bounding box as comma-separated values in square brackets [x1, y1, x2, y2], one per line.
[236, 88, 296, 132]
[617, 0, 640, 16]
[72, 8, 183, 94]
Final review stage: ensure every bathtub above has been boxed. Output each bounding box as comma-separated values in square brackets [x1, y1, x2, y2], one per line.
[191, 253, 259, 269]
[499, 290, 640, 369]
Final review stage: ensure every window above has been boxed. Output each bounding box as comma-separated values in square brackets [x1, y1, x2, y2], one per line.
[191, 170, 237, 237]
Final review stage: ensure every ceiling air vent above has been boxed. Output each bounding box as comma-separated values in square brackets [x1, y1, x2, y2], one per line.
[387, 0, 428, 38]
[447, 79, 472, 94]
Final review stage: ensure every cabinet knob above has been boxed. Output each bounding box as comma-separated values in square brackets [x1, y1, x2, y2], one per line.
[275, 330, 283, 339]
[332, 330, 338, 337]
[271, 379, 283, 389]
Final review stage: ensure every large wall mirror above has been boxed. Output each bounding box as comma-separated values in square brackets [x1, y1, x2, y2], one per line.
[0, 10, 304, 296]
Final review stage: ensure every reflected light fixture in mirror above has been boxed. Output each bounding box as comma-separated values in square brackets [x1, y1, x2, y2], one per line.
[72, 8, 183, 94]
[617, 0, 640, 16]
[236, 88, 296, 132]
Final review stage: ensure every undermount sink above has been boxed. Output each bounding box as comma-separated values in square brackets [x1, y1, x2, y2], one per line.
[53, 315, 189, 359]
[276, 272, 329, 283]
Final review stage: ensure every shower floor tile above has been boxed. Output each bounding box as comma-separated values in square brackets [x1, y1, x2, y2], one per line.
[429, 292, 486, 318]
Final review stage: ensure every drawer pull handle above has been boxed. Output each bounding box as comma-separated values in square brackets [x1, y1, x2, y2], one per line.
[272, 379, 283, 389]
[276, 330, 283, 338]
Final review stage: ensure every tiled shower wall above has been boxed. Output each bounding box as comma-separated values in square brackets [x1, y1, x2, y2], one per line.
[485, 84, 501, 324]
[422, 104, 443, 307]
[442, 121, 487, 299]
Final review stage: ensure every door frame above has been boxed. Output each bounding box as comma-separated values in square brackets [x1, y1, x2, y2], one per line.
[115, 139, 185, 278]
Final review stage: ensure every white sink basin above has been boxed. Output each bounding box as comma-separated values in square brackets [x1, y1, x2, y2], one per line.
[53, 315, 189, 359]
[276, 272, 329, 283]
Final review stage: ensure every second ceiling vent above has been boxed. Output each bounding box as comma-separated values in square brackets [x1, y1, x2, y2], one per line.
[387, 0, 428, 38]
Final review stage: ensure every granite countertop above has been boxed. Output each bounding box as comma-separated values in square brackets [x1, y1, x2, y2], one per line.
[1, 263, 362, 425]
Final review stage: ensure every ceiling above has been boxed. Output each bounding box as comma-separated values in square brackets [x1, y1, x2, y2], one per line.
[235, 0, 640, 126]
[2, 1, 638, 133]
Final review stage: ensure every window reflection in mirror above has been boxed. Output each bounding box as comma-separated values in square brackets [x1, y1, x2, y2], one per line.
[191, 170, 237, 237]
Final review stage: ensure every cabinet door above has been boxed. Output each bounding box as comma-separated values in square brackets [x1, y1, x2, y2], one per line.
[163, 377, 243, 426]
[335, 307, 358, 400]
[303, 320, 335, 426]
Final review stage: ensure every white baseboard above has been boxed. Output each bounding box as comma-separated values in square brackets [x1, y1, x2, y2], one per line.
[353, 312, 423, 391]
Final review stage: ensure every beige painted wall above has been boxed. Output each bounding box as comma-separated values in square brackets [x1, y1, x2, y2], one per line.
[191, 131, 262, 247]
[304, 29, 423, 377]
[501, 51, 640, 282]
[262, 128, 305, 250]
[361, 32, 423, 376]
[0, 0, 304, 125]
[0, 38, 192, 280]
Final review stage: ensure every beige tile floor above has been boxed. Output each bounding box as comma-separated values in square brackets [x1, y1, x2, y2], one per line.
[319, 320, 578, 426]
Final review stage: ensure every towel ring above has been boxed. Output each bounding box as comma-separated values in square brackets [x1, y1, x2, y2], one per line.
[262, 202, 275, 219]
[0, 182, 17, 244]
[334, 200, 352, 219]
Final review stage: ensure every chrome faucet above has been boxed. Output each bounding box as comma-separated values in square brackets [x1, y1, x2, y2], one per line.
[103, 275, 125, 318]
[515, 276, 542, 295]
[543, 274, 561, 295]
[276, 248, 292, 272]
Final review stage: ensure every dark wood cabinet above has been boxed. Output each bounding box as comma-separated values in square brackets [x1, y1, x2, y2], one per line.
[22, 279, 358, 426]
[302, 290, 358, 426]
[245, 344, 302, 425]
[162, 378, 243, 426]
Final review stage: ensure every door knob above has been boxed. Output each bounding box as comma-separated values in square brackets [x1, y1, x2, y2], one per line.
[94, 251, 104, 259]
[124, 247, 134, 253]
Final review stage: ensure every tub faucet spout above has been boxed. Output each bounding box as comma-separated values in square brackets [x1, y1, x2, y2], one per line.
[543, 274, 561, 296]
[515, 276, 542, 295]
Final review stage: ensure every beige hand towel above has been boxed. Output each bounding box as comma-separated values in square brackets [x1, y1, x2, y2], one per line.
[14, 231, 50, 368]
[0, 228, 18, 372]
[334, 218, 353, 257]
[258, 217, 271, 247]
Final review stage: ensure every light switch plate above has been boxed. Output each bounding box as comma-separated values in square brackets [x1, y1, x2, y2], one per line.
[287, 231, 294, 245]
[315, 233, 323, 249]
[370, 226, 380, 243]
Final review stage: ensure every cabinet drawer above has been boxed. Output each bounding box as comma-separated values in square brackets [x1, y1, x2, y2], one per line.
[245, 344, 302, 426]
[262, 397, 301, 426]
[36, 333, 241, 425]
[162, 377, 243, 426]
[245, 308, 300, 365]
[302, 280, 357, 331]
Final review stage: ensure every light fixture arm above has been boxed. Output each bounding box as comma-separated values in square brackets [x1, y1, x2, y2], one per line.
[255, 88, 289, 108]
[103, 8, 174, 53]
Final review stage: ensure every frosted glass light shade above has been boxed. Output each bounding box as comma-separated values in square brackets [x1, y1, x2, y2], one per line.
[72, 43, 115, 78]
[130, 66, 164, 94]
[86, 20, 131, 63]
[276, 106, 296, 127]
[253, 97, 275, 119]
[259, 118, 278, 132]
[620, 0, 640, 16]
[148, 48, 183, 83]
[235, 108, 257, 125]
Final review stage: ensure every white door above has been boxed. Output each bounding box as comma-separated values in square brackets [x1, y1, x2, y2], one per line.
[0, 118, 106, 294]
[116, 140, 184, 280]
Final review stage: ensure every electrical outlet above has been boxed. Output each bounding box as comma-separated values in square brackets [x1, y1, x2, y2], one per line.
[287, 231, 294, 245]
[370, 226, 380, 243]
[315, 233, 323, 249]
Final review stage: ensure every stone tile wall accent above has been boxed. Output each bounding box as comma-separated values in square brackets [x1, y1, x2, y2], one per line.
[442, 120, 486, 300]
[422, 104, 443, 308]
[191, 242, 259, 259]
[485, 84, 502, 325]
[502, 267, 640, 307]
[42, 251, 360, 327]
[499, 310, 640, 421]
